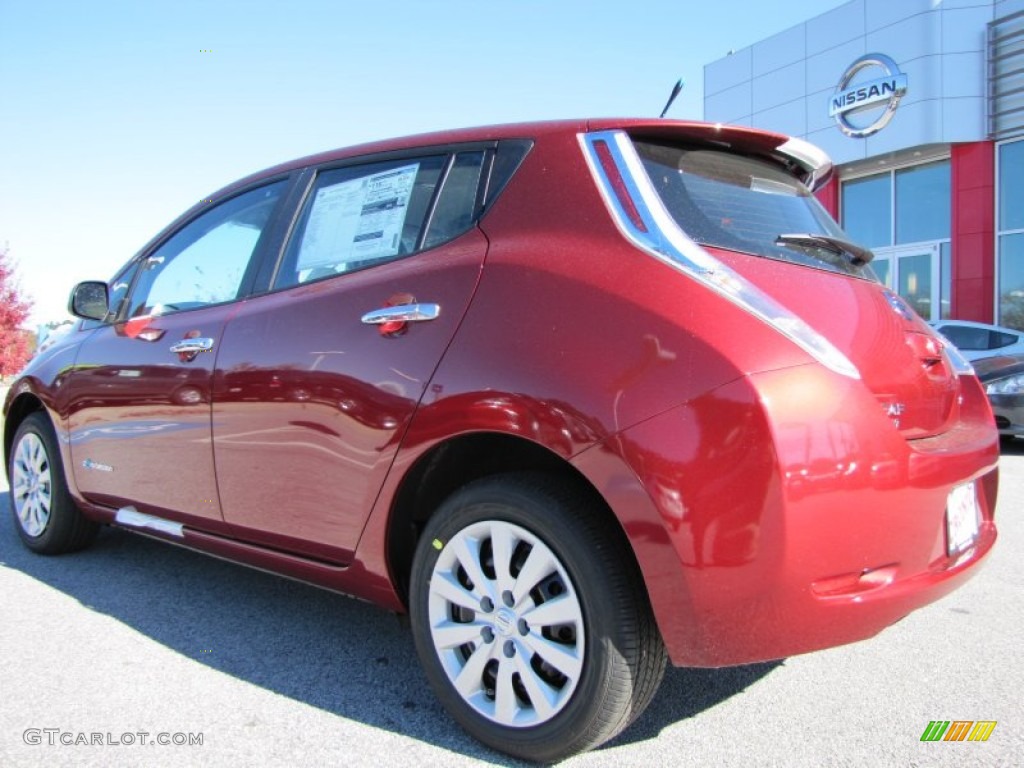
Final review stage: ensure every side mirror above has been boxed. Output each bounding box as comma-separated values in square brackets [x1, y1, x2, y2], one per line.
[68, 281, 110, 321]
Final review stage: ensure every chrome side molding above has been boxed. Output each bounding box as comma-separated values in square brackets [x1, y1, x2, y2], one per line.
[114, 506, 185, 538]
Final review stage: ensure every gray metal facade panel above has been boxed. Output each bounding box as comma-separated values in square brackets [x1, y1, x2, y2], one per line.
[704, 47, 752, 97]
[751, 23, 807, 74]
[806, 0, 866, 57]
[990, 9, 1024, 138]
[704, 0, 994, 150]
[752, 61, 807, 114]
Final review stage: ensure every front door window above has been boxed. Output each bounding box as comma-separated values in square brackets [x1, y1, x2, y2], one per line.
[127, 183, 285, 318]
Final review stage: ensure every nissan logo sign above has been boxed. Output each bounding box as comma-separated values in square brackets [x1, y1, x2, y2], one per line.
[829, 53, 908, 138]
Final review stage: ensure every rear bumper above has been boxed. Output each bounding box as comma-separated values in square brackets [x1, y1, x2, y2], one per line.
[614, 364, 1000, 667]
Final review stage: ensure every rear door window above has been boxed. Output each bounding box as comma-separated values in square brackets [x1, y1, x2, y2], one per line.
[276, 151, 491, 290]
[423, 151, 486, 249]
[274, 151, 491, 290]
[277, 157, 445, 288]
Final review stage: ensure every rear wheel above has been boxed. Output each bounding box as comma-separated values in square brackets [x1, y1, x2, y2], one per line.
[409, 473, 666, 762]
[9, 412, 98, 554]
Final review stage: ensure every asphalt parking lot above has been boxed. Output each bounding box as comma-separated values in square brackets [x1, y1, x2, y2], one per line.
[1, 398, 1021, 767]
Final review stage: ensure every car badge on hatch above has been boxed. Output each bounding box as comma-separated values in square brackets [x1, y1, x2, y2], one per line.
[883, 289, 915, 321]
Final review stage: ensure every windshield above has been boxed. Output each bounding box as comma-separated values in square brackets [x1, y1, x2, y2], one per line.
[634, 140, 875, 279]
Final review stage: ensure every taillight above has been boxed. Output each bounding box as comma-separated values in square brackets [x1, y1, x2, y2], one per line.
[592, 139, 648, 233]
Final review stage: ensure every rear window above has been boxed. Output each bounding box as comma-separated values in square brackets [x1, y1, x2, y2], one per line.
[940, 325, 1020, 351]
[634, 140, 873, 278]
[994, 330, 1020, 348]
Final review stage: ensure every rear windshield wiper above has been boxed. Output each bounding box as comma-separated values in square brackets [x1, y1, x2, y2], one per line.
[775, 233, 874, 267]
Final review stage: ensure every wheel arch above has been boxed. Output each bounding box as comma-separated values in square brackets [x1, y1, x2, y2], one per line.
[3, 392, 46, 472]
[385, 432, 643, 610]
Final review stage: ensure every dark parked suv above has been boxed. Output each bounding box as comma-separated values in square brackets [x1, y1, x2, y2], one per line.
[5, 119, 998, 761]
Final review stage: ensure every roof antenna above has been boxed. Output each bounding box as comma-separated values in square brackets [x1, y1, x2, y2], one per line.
[659, 78, 685, 119]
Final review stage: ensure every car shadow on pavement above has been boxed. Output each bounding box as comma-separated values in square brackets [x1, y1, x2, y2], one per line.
[603, 660, 780, 751]
[0, 490, 778, 763]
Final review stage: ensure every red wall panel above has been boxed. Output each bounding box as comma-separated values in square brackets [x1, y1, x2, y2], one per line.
[951, 142, 995, 321]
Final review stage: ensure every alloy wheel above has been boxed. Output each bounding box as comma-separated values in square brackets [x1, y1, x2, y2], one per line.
[12, 432, 53, 538]
[427, 519, 585, 727]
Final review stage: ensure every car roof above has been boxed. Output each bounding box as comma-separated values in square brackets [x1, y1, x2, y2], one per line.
[214, 118, 798, 199]
[131, 118, 823, 267]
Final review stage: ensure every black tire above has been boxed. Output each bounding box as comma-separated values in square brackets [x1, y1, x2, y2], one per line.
[409, 472, 666, 762]
[8, 412, 98, 554]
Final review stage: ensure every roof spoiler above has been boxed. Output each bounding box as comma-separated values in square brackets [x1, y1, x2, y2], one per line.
[775, 137, 834, 192]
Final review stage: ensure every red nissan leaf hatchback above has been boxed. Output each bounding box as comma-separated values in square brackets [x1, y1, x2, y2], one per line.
[4, 119, 999, 761]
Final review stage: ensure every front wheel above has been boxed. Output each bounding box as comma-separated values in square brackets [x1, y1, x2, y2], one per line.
[409, 473, 666, 762]
[9, 412, 98, 554]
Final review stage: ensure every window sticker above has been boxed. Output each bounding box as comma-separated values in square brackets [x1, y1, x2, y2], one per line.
[297, 162, 419, 270]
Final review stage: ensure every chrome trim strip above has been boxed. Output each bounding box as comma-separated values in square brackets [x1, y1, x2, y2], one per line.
[577, 130, 860, 380]
[115, 506, 185, 538]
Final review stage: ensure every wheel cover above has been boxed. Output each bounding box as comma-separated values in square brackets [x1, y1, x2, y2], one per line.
[11, 432, 53, 538]
[427, 520, 585, 728]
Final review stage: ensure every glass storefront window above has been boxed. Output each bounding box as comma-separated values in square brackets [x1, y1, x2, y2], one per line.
[895, 161, 950, 244]
[842, 163, 951, 322]
[842, 174, 890, 248]
[999, 233, 1024, 331]
[873, 258, 891, 289]
[898, 251, 933, 319]
[999, 140, 1024, 232]
[998, 140, 1024, 330]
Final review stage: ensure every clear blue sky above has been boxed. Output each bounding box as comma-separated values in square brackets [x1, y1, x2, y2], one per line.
[1, 0, 841, 326]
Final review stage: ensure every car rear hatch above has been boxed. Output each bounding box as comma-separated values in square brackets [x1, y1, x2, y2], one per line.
[581, 121, 961, 439]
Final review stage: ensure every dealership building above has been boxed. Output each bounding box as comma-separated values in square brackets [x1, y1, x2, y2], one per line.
[703, 0, 1024, 330]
